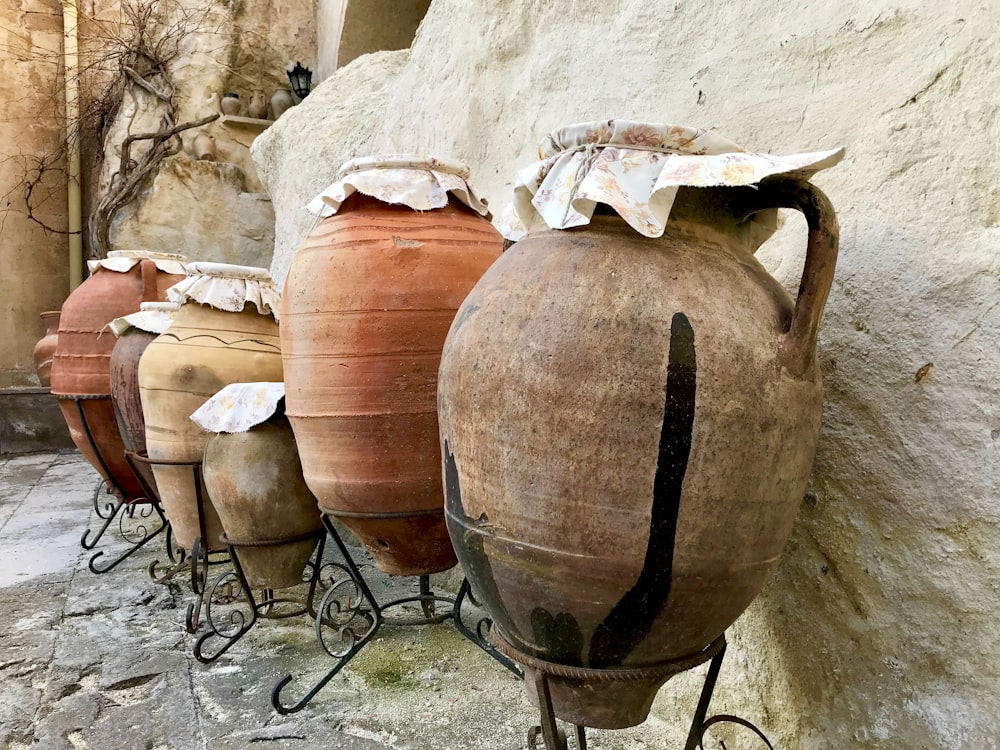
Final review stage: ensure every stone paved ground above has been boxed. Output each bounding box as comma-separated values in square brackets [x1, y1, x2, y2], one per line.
[0, 452, 687, 749]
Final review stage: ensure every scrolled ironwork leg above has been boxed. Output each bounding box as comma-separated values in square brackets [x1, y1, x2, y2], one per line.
[81, 495, 125, 550]
[684, 638, 774, 750]
[92, 478, 116, 519]
[451, 578, 522, 678]
[271, 517, 383, 715]
[193, 545, 259, 663]
[88, 503, 168, 574]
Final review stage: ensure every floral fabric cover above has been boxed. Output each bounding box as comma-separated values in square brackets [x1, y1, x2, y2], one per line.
[87, 250, 187, 275]
[500, 119, 844, 240]
[166, 262, 281, 321]
[306, 154, 490, 218]
[108, 302, 180, 337]
[190, 382, 285, 434]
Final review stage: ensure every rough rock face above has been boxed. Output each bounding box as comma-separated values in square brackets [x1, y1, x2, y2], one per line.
[95, 0, 316, 265]
[252, 49, 410, 284]
[253, 2, 1000, 747]
[110, 156, 274, 266]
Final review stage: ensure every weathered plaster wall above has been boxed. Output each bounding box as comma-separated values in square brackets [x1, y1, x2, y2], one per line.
[254, 1, 1000, 746]
[0, 0, 69, 389]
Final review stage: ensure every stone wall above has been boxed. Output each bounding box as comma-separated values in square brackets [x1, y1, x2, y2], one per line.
[0, 0, 70, 389]
[253, 1, 1000, 746]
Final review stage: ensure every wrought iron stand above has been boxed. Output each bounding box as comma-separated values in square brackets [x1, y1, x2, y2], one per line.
[133, 453, 231, 632]
[270, 512, 522, 715]
[491, 634, 774, 750]
[61, 396, 169, 575]
[193, 529, 327, 663]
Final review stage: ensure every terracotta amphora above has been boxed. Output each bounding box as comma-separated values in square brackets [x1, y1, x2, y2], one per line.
[199, 390, 322, 589]
[138, 264, 283, 551]
[437, 121, 843, 729]
[33, 311, 60, 387]
[109, 302, 178, 495]
[281, 155, 502, 576]
[50, 251, 186, 501]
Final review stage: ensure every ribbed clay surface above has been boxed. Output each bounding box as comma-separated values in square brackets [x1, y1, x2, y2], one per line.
[280, 194, 503, 576]
[51, 261, 183, 500]
[139, 302, 283, 550]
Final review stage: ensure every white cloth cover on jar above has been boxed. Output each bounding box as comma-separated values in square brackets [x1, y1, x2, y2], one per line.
[190, 382, 285, 434]
[107, 301, 180, 337]
[306, 154, 490, 218]
[87, 250, 188, 276]
[166, 262, 281, 321]
[500, 119, 844, 240]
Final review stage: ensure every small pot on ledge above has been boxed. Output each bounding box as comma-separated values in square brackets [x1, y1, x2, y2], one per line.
[220, 92, 240, 116]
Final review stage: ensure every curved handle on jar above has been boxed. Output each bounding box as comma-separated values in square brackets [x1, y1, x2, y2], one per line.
[138, 258, 159, 303]
[736, 177, 839, 378]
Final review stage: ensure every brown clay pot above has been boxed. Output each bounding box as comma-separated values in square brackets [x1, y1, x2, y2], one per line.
[33, 311, 60, 387]
[281, 193, 503, 576]
[138, 301, 283, 551]
[203, 414, 322, 589]
[50, 255, 185, 500]
[438, 180, 840, 729]
[109, 303, 177, 495]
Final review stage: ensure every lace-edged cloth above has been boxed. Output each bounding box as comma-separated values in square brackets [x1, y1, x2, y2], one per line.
[87, 250, 187, 276]
[306, 154, 490, 218]
[499, 119, 844, 240]
[108, 302, 180, 337]
[166, 262, 281, 321]
[190, 382, 285, 434]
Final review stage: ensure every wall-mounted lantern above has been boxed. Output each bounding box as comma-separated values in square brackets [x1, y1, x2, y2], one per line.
[287, 62, 313, 100]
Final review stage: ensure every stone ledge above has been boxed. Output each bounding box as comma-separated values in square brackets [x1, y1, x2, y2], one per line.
[0, 388, 73, 454]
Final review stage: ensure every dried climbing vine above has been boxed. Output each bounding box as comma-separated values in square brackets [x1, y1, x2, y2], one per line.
[0, 0, 222, 256]
[86, 0, 220, 257]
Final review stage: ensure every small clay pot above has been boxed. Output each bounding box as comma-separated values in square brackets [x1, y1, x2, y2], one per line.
[193, 132, 217, 161]
[203, 415, 323, 589]
[247, 92, 268, 120]
[270, 89, 294, 120]
[220, 92, 240, 116]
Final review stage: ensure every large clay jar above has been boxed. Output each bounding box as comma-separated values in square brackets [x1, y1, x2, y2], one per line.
[281, 155, 502, 576]
[33, 311, 61, 386]
[138, 263, 283, 551]
[438, 121, 844, 729]
[50, 251, 187, 501]
[195, 383, 322, 589]
[108, 302, 179, 495]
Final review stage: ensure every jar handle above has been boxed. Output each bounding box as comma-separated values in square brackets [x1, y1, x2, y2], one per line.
[138, 258, 159, 303]
[736, 177, 839, 378]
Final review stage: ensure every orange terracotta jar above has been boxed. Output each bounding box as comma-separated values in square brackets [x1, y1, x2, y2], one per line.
[281, 155, 503, 576]
[50, 251, 187, 501]
[33, 311, 61, 387]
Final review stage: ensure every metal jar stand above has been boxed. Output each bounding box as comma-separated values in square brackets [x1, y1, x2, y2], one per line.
[192, 528, 328, 663]
[489, 631, 774, 750]
[130, 452, 232, 632]
[270, 511, 522, 715]
[59, 395, 170, 575]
